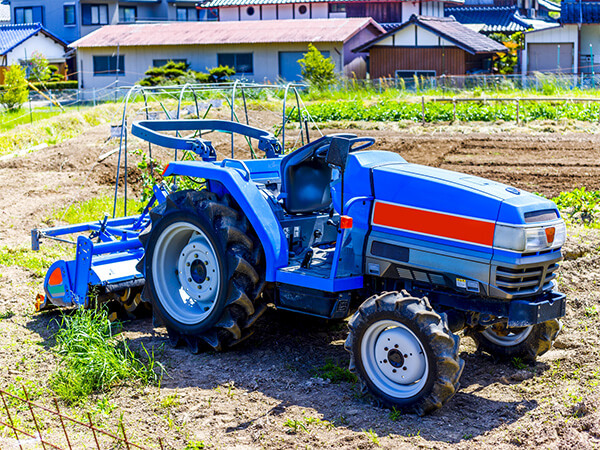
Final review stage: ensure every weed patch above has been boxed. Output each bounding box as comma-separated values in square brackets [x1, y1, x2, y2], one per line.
[0, 245, 69, 277]
[552, 188, 600, 227]
[50, 308, 163, 405]
[313, 360, 357, 384]
[52, 195, 144, 224]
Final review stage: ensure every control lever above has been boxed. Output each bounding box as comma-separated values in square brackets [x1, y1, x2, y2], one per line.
[301, 249, 314, 269]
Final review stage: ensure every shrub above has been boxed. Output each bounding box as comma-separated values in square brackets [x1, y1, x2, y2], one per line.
[29, 80, 77, 90]
[139, 61, 235, 86]
[28, 51, 51, 81]
[1, 65, 29, 112]
[298, 43, 337, 90]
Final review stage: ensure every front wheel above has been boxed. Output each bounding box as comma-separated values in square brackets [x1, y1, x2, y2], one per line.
[469, 319, 561, 361]
[345, 291, 464, 415]
[140, 189, 265, 352]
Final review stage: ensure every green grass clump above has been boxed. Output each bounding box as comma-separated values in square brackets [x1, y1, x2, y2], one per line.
[313, 360, 357, 384]
[552, 187, 600, 227]
[50, 308, 163, 405]
[53, 195, 143, 224]
[0, 246, 69, 277]
[0, 109, 64, 132]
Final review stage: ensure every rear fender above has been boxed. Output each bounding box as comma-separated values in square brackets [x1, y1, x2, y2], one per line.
[163, 161, 288, 280]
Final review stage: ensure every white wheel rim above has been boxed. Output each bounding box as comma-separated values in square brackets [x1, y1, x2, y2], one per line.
[481, 325, 532, 347]
[361, 320, 429, 399]
[152, 222, 221, 325]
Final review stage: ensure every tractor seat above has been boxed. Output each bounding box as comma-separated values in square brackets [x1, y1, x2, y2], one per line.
[279, 137, 332, 214]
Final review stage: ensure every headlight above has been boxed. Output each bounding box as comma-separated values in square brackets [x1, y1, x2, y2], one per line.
[494, 220, 566, 252]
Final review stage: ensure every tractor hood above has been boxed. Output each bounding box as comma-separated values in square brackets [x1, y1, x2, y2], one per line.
[341, 151, 561, 252]
[370, 161, 560, 225]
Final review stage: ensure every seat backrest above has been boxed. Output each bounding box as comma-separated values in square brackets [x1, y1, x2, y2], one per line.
[280, 139, 332, 214]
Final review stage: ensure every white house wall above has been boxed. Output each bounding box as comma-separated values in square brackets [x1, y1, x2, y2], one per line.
[77, 42, 343, 91]
[420, 1, 444, 18]
[523, 25, 578, 74]
[402, 3, 420, 20]
[278, 5, 293, 19]
[375, 25, 456, 48]
[580, 24, 600, 71]
[312, 3, 328, 18]
[262, 5, 277, 20]
[219, 7, 238, 21]
[6, 32, 65, 65]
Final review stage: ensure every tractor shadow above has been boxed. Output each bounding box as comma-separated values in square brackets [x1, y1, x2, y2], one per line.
[119, 308, 545, 444]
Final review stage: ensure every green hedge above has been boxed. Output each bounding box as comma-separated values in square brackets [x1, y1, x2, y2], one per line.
[30, 81, 78, 90]
[300, 100, 600, 123]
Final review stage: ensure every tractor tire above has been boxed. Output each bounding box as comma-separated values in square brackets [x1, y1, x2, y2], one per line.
[345, 291, 464, 415]
[469, 319, 561, 362]
[139, 189, 265, 352]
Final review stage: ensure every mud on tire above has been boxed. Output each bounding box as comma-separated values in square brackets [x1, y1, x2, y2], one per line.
[345, 291, 464, 415]
[468, 319, 561, 362]
[139, 189, 265, 352]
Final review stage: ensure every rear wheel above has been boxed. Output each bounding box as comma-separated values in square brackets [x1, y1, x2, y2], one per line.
[470, 319, 561, 361]
[345, 291, 464, 415]
[140, 189, 265, 352]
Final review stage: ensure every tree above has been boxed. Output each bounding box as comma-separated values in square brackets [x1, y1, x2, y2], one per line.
[28, 51, 51, 82]
[1, 65, 29, 112]
[297, 44, 337, 90]
[489, 32, 524, 75]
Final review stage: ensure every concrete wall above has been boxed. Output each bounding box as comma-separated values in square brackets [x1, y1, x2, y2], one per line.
[217, 2, 330, 21]
[77, 42, 344, 90]
[6, 31, 66, 65]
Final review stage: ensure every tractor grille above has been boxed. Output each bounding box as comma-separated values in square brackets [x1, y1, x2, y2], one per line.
[495, 263, 559, 296]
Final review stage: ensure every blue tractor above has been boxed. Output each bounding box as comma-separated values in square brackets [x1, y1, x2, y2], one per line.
[33, 120, 566, 414]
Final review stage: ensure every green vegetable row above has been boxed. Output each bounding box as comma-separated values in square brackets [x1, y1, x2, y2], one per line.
[300, 100, 600, 123]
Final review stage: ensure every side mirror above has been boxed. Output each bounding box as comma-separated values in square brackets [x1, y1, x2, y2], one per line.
[326, 137, 351, 171]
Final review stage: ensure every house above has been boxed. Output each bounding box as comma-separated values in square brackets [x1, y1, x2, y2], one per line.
[354, 15, 507, 79]
[69, 18, 384, 91]
[193, 0, 453, 25]
[0, 22, 68, 83]
[445, 5, 558, 34]
[4, 0, 458, 44]
[461, 0, 559, 20]
[521, 0, 600, 74]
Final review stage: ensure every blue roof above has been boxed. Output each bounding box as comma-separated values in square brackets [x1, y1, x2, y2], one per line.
[561, 0, 600, 24]
[445, 6, 531, 33]
[0, 23, 66, 56]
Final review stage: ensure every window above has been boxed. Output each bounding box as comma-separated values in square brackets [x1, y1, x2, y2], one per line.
[205, 8, 219, 21]
[217, 53, 253, 74]
[93, 55, 125, 76]
[82, 4, 109, 25]
[119, 6, 136, 23]
[246, 6, 255, 16]
[14, 6, 43, 24]
[64, 4, 76, 25]
[153, 59, 187, 67]
[328, 3, 346, 13]
[176, 7, 197, 21]
[298, 5, 307, 14]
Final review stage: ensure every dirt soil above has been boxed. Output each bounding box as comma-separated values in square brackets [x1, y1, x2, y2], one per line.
[1, 114, 600, 449]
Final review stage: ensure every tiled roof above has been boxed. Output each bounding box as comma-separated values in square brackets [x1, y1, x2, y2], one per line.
[445, 6, 531, 33]
[561, 0, 600, 24]
[0, 4, 10, 22]
[354, 14, 507, 54]
[70, 18, 384, 48]
[0, 23, 42, 55]
[538, 0, 560, 12]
